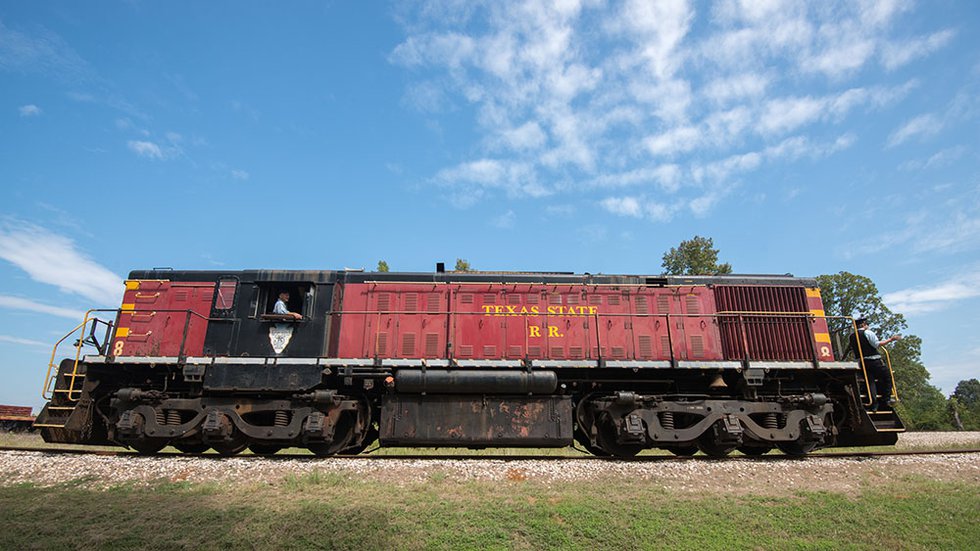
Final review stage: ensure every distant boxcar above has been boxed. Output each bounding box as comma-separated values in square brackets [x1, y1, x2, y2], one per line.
[0, 404, 35, 432]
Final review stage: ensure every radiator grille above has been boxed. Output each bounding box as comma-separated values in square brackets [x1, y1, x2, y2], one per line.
[715, 285, 811, 361]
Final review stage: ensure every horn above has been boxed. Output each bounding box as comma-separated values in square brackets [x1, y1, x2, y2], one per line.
[709, 371, 728, 388]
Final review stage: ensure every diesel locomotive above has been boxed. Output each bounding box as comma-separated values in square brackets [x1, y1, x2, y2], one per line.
[34, 267, 904, 457]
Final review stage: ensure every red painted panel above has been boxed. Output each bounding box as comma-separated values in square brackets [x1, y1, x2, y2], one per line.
[672, 287, 723, 361]
[112, 280, 213, 357]
[630, 289, 673, 360]
[335, 283, 450, 359]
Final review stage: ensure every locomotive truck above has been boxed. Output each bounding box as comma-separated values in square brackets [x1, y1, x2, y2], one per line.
[34, 267, 903, 457]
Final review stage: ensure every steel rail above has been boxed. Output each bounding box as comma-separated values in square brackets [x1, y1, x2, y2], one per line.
[1, 445, 977, 462]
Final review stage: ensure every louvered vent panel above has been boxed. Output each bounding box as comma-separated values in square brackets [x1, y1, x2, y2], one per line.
[507, 294, 521, 305]
[569, 346, 583, 358]
[528, 346, 542, 358]
[483, 345, 497, 356]
[527, 294, 539, 304]
[635, 296, 649, 314]
[685, 295, 700, 314]
[377, 293, 391, 311]
[691, 335, 704, 358]
[426, 294, 440, 312]
[425, 333, 439, 356]
[657, 295, 670, 314]
[589, 295, 602, 305]
[611, 346, 625, 358]
[483, 294, 497, 304]
[608, 295, 620, 305]
[375, 333, 388, 355]
[567, 294, 579, 304]
[661, 336, 671, 355]
[404, 293, 418, 312]
[461, 294, 474, 304]
[549, 294, 562, 305]
[638, 335, 653, 358]
[508, 346, 522, 357]
[458, 345, 473, 356]
[401, 333, 416, 356]
[551, 346, 564, 357]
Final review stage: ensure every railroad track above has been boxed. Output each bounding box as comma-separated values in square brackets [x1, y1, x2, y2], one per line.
[1, 445, 978, 461]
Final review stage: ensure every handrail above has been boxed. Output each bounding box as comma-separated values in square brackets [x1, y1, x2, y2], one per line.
[881, 346, 900, 402]
[43, 308, 216, 401]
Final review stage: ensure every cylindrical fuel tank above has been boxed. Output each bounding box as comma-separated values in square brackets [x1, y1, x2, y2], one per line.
[394, 369, 557, 394]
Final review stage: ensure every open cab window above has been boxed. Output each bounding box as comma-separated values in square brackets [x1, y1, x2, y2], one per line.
[253, 283, 314, 322]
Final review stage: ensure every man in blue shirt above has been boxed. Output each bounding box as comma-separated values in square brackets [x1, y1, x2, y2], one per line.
[847, 317, 901, 411]
[273, 291, 303, 320]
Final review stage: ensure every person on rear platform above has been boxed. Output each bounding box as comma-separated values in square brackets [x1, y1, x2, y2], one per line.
[274, 291, 303, 320]
[846, 317, 901, 411]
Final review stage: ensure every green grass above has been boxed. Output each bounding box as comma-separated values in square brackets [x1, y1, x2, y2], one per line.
[0, 474, 977, 550]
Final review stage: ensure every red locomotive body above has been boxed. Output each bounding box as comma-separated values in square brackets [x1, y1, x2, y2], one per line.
[34, 269, 902, 457]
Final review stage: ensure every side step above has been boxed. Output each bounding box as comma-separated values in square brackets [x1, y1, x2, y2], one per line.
[868, 410, 906, 432]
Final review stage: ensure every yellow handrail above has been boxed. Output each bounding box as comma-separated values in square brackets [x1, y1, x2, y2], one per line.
[42, 310, 95, 401]
[881, 347, 900, 402]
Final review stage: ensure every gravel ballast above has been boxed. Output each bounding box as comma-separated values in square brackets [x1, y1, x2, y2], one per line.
[1, 432, 978, 495]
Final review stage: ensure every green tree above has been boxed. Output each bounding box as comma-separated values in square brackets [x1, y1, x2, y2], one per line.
[816, 271, 951, 430]
[454, 258, 472, 272]
[376, 260, 389, 273]
[951, 379, 980, 430]
[661, 235, 732, 275]
[814, 272, 906, 339]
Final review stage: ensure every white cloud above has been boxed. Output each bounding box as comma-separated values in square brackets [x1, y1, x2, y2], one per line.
[0, 295, 85, 320]
[886, 114, 943, 147]
[898, 146, 967, 171]
[491, 210, 516, 229]
[231, 169, 250, 181]
[600, 196, 643, 218]
[881, 29, 956, 70]
[644, 125, 701, 156]
[0, 334, 48, 347]
[18, 104, 41, 117]
[0, 223, 122, 306]
[392, 1, 949, 219]
[883, 271, 980, 315]
[127, 140, 164, 159]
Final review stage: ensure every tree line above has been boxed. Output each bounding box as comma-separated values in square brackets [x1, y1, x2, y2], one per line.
[374, 236, 979, 430]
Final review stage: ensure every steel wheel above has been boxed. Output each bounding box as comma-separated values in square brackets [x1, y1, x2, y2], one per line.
[666, 446, 699, 457]
[174, 442, 210, 454]
[737, 445, 773, 456]
[248, 444, 282, 456]
[129, 438, 167, 455]
[776, 440, 818, 456]
[697, 432, 736, 457]
[595, 414, 644, 458]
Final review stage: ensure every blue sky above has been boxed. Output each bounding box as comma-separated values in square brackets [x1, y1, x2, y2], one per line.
[1, 1, 978, 409]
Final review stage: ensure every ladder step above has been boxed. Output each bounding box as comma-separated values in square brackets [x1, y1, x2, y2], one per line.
[47, 406, 76, 411]
[32, 423, 67, 428]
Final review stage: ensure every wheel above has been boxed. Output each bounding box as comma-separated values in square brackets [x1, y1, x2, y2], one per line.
[595, 414, 644, 458]
[697, 432, 736, 457]
[666, 446, 699, 457]
[129, 438, 167, 455]
[574, 426, 611, 457]
[737, 445, 773, 456]
[248, 444, 282, 456]
[211, 434, 249, 456]
[777, 440, 818, 456]
[341, 424, 379, 455]
[308, 413, 356, 457]
[174, 442, 210, 454]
